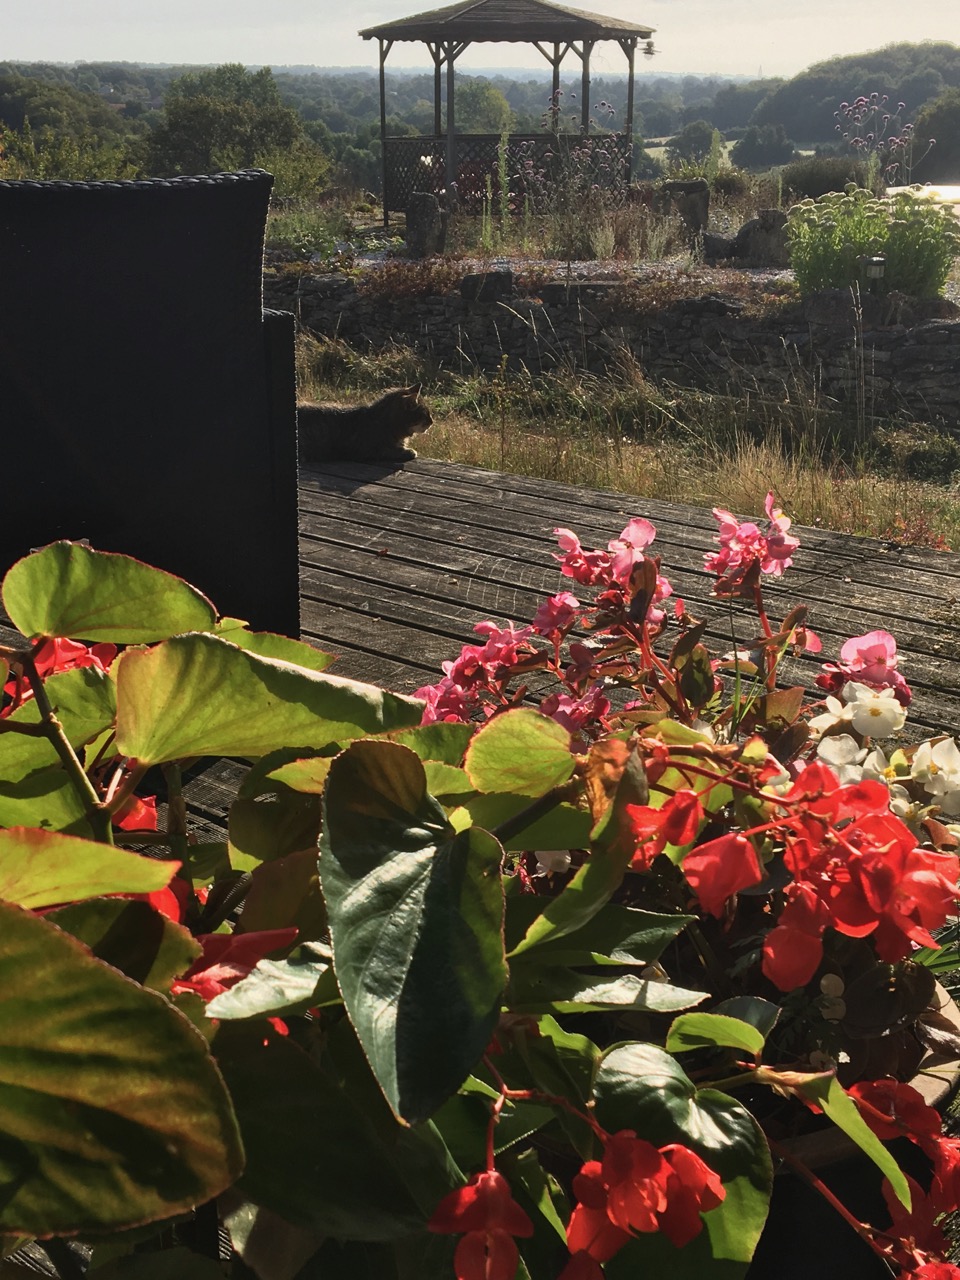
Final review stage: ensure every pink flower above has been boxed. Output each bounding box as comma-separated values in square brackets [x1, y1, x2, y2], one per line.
[532, 591, 580, 637]
[607, 517, 657, 585]
[817, 630, 912, 705]
[704, 493, 800, 585]
[554, 528, 614, 586]
[539, 684, 611, 735]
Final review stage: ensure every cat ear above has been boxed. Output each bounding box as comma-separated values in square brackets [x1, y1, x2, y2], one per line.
[403, 384, 422, 397]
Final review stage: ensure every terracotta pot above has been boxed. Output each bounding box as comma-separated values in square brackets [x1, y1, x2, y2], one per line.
[746, 983, 960, 1280]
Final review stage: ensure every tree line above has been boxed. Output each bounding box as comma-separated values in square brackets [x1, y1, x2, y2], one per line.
[1, 41, 958, 192]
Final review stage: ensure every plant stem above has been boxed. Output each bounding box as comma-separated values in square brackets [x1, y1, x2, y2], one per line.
[767, 1138, 896, 1271]
[22, 652, 113, 844]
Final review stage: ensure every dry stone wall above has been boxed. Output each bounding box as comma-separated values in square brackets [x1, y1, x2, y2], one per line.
[264, 268, 960, 427]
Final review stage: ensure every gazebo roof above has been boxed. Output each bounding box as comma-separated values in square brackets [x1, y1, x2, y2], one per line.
[359, 0, 654, 44]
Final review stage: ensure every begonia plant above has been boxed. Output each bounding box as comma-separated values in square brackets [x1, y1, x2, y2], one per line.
[1, 499, 960, 1280]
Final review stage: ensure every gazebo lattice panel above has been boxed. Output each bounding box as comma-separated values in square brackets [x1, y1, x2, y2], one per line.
[383, 133, 632, 215]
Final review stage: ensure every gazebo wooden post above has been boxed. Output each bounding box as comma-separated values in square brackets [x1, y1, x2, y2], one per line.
[378, 37, 393, 226]
[621, 36, 636, 181]
[580, 39, 594, 134]
[551, 42, 561, 131]
[444, 41, 458, 203]
[428, 42, 444, 136]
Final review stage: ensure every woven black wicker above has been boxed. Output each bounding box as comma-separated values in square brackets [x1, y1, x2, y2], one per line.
[0, 169, 300, 636]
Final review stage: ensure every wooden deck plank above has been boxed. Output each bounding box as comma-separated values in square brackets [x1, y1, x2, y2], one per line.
[299, 459, 960, 738]
[297, 488, 960, 676]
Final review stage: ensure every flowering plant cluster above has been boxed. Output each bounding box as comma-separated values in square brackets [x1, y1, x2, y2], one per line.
[786, 184, 960, 299]
[834, 92, 933, 186]
[1, 513, 960, 1279]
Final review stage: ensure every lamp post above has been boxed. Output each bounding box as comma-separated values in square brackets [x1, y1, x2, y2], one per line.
[862, 255, 886, 293]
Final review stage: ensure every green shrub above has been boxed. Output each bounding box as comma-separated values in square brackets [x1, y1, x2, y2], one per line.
[883, 191, 960, 296]
[781, 154, 873, 199]
[711, 167, 753, 198]
[786, 185, 960, 298]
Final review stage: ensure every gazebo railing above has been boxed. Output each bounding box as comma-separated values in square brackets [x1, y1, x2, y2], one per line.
[383, 133, 632, 216]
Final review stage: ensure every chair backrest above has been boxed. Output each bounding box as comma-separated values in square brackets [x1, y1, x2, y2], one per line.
[0, 169, 300, 636]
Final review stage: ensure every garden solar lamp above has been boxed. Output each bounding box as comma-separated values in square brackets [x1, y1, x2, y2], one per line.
[862, 255, 886, 291]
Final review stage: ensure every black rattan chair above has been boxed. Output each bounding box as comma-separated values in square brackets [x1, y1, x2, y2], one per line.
[0, 169, 300, 636]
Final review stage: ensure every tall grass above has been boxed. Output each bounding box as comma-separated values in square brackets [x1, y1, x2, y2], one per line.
[296, 333, 960, 549]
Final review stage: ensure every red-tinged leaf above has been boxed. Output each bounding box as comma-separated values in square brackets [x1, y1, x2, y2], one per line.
[0, 828, 179, 910]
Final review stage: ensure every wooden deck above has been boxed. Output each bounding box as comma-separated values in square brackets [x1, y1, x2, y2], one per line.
[299, 457, 960, 739]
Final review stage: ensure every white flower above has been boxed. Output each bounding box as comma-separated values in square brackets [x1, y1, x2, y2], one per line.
[808, 695, 849, 738]
[912, 738, 960, 813]
[843, 682, 906, 737]
[888, 783, 924, 831]
[816, 733, 867, 784]
[861, 745, 892, 781]
[535, 849, 572, 875]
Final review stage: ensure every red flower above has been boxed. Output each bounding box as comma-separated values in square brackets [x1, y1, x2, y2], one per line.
[428, 1170, 534, 1280]
[173, 927, 298, 1003]
[566, 1134, 725, 1264]
[681, 833, 762, 917]
[113, 794, 159, 832]
[2, 636, 117, 710]
[602, 1132, 669, 1235]
[881, 1174, 949, 1263]
[848, 1079, 942, 1145]
[558, 1251, 606, 1280]
[566, 1161, 632, 1262]
[657, 1144, 726, 1248]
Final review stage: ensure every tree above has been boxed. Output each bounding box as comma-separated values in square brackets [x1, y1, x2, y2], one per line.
[913, 87, 960, 182]
[666, 119, 718, 165]
[145, 64, 329, 194]
[730, 123, 796, 169]
[455, 79, 513, 134]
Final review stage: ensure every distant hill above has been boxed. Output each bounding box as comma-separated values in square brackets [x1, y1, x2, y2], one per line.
[749, 41, 960, 143]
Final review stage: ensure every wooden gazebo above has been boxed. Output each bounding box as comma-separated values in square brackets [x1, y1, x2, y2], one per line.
[359, 0, 655, 221]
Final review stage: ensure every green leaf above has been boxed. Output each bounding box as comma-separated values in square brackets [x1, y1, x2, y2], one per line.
[388, 722, 475, 765]
[320, 740, 508, 1124]
[0, 828, 179, 909]
[207, 942, 338, 1021]
[423, 761, 473, 797]
[0, 767, 91, 834]
[508, 967, 708, 1014]
[215, 618, 335, 671]
[2, 542, 216, 643]
[793, 1071, 911, 1208]
[237, 749, 332, 799]
[214, 1023, 451, 1239]
[433, 1093, 555, 1171]
[666, 1013, 765, 1057]
[46, 897, 201, 991]
[710, 996, 781, 1041]
[0, 901, 243, 1235]
[235, 848, 327, 937]
[228, 792, 321, 866]
[465, 708, 574, 796]
[452, 793, 593, 852]
[115, 634, 423, 764]
[506, 898, 691, 967]
[0, 667, 116, 784]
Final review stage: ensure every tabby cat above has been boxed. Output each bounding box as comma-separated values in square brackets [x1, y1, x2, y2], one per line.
[297, 384, 432, 464]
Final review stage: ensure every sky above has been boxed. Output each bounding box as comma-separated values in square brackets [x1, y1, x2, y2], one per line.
[3, 0, 959, 80]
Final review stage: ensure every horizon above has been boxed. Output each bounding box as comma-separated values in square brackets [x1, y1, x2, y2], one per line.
[4, 0, 960, 81]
